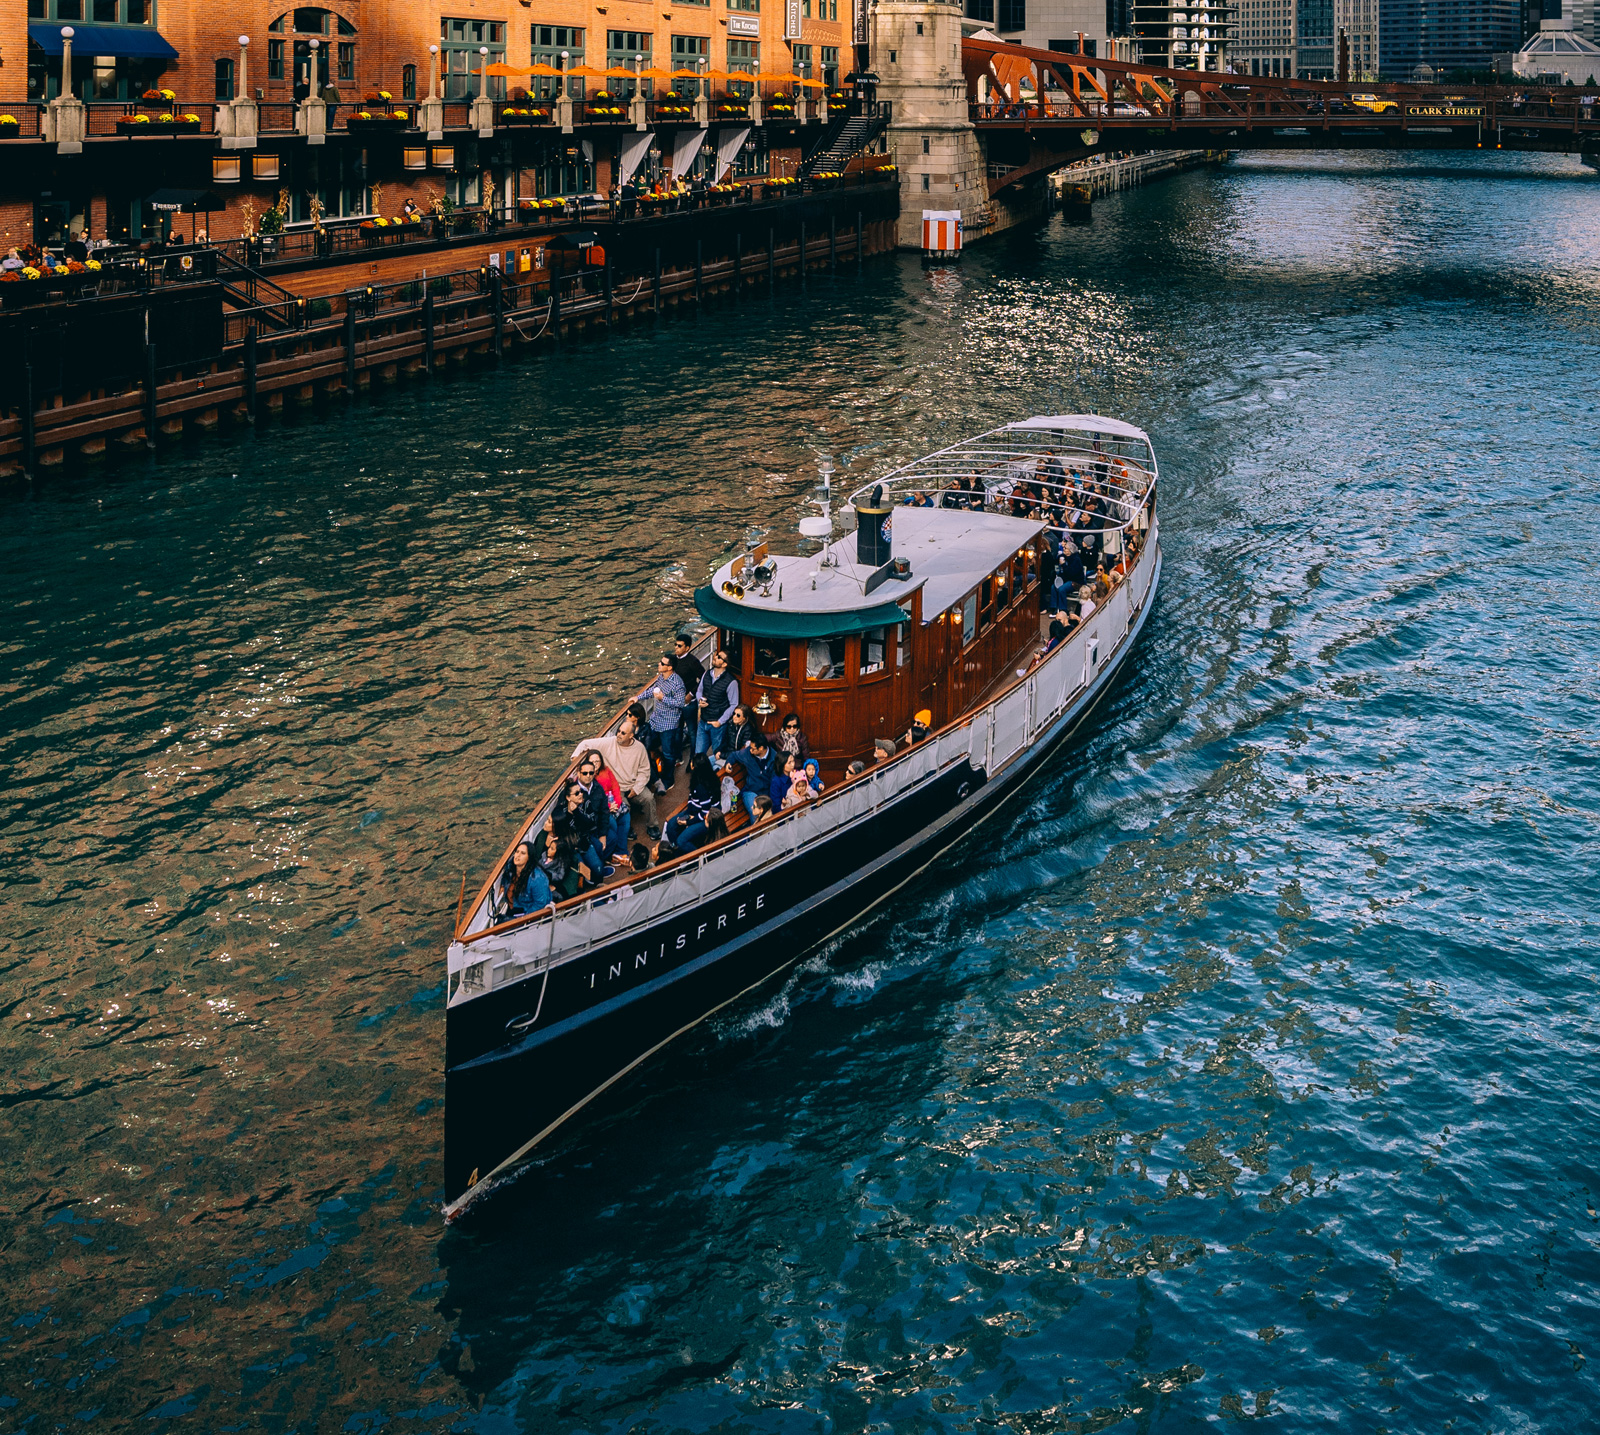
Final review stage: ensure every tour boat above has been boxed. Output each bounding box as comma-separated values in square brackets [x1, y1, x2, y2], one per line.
[442, 416, 1163, 1217]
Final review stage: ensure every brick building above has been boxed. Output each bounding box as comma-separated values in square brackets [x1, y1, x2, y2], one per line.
[4, 0, 851, 248]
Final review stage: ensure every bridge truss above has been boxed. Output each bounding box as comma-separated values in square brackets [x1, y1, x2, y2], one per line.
[964, 36, 1600, 197]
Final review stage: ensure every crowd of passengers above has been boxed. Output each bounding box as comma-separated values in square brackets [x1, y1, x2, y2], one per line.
[493, 632, 935, 920]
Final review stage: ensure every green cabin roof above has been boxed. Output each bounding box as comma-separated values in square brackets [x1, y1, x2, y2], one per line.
[693, 585, 908, 641]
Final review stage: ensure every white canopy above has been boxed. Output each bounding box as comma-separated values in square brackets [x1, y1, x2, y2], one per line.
[1006, 414, 1151, 442]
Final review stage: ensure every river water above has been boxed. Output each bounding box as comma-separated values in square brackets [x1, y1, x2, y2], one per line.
[3, 149, 1598, 1431]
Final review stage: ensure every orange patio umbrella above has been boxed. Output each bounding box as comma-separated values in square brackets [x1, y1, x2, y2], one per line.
[796, 76, 826, 87]
[639, 66, 677, 79]
[603, 64, 641, 77]
[482, 61, 527, 77]
[668, 67, 705, 78]
[700, 68, 734, 81]
[527, 63, 564, 76]
[564, 64, 608, 78]
[760, 70, 805, 82]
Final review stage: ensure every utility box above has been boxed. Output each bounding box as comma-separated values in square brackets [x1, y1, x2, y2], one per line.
[921, 209, 961, 262]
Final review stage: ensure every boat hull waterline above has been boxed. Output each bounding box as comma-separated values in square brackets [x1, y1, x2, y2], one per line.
[443, 544, 1161, 1217]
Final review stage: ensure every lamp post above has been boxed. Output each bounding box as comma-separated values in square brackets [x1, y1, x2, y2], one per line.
[560, 50, 569, 101]
[478, 44, 489, 99]
[429, 43, 440, 100]
[59, 25, 75, 101]
[238, 34, 249, 96]
[308, 35, 320, 92]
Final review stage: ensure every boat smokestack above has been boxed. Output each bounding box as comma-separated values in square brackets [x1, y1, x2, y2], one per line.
[854, 484, 893, 568]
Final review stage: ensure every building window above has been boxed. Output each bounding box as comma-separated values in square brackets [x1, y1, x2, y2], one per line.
[443, 16, 507, 97]
[293, 7, 328, 33]
[728, 36, 759, 92]
[606, 30, 653, 94]
[338, 41, 354, 80]
[792, 41, 813, 74]
[531, 25, 586, 97]
[998, 0, 1025, 30]
[821, 44, 839, 85]
[728, 0, 760, 12]
[268, 39, 285, 79]
[731, 126, 768, 175]
[671, 33, 709, 92]
[402, 63, 417, 99]
[215, 57, 235, 100]
[57, 0, 81, 16]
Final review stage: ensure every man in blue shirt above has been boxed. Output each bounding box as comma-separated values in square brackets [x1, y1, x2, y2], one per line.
[722, 732, 777, 820]
[643, 655, 687, 792]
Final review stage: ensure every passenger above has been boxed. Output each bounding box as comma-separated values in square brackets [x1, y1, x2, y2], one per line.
[537, 832, 583, 901]
[803, 757, 825, 795]
[1037, 538, 1056, 612]
[694, 648, 740, 757]
[769, 750, 801, 809]
[1092, 559, 1112, 599]
[908, 708, 932, 745]
[570, 718, 657, 838]
[775, 712, 811, 763]
[629, 842, 651, 872]
[751, 794, 774, 823]
[498, 840, 553, 918]
[660, 754, 721, 853]
[1058, 539, 1087, 592]
[783, 768, 814, 809]
[670, 633, 705, 751]
[723, 732, 778, 819]
[643, 654, 687, 793]
[873, 736, 897, 764]
[577, 748, 631, 857]
[724, 704, 759, 754]
[846, 759, 867, 777]
[549, 781, 610, 884]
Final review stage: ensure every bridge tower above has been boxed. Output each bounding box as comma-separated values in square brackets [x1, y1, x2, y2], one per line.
[873, 0, 990, 248]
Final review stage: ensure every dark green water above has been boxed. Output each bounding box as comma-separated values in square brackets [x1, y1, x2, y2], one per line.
[3, 149, 1599, 1432]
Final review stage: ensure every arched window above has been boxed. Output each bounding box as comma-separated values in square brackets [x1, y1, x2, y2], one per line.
[215, 56, 235, 100]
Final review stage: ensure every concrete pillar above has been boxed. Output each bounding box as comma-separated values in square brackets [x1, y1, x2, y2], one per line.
[873, 0, 987, 248]
[221, 34, 260, 149]
[298, 97, 327, 146]
[47, 26, 86, 154]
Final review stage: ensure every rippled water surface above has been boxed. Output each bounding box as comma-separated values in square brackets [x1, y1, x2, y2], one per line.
[3, 150, 1599, 1432]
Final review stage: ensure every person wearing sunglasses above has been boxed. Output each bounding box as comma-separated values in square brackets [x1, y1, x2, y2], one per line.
[774, 712, 810, 764]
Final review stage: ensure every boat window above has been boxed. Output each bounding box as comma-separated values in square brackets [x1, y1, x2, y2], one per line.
[752, 638, 790, 678]
[979, 576, 998, 631]
[897, 602, 912, 666]
[860, 627, 888, 675]
[805, 635, 848, 680]
[960, 592, 978, 648]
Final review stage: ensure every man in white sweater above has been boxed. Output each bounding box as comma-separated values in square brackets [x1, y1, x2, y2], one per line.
[570, 718, 658, 836]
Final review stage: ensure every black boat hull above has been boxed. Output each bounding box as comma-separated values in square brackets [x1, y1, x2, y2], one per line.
[442, 552, 1161, 1214]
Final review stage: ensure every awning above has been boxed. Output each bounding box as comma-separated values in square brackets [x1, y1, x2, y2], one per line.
[29, 22, 178, 59]
[694, 586, 908, 641]
[544, 230, 599, 251]
[145, 188, 227, 213]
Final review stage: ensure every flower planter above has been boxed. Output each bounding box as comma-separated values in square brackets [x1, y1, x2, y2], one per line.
[0, 120, 20, 139]
[348, 115, 408, 133]
[584, 105, 627, 122]
[500, 108, 553, 125]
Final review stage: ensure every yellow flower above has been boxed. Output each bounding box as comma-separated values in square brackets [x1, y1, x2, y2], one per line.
[0, 114, 16, 124]
[21, 266, 40, 279]
[86, 259, 102, 271]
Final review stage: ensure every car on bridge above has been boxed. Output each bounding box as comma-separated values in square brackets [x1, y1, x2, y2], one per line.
[1349, 92, 1400, 114]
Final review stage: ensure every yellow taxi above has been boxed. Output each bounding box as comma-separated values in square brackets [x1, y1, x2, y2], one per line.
[1349, 92, 1400, 114]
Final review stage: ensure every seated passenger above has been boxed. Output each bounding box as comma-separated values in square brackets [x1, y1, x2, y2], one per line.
[1092, 560, 1112, 599]
[537, 832, 583, 901]
[570, 718, 656, 838]
[775, 712, 810, 764]
[907, 709, 932, 746]
[498, 840, 553, 918]
[769, 751, 801, 810]
[803, 757, 825, 795]
[660, 755, 721, 853]
[751, 793, 774, 823]
[723, 733, 778, 819]
[873, 737, 897, 764]
[549, 781, 610, 884]
[576, 749, 629, 859]
[846, 759, 867, 777]
[723, 704, 758, 754]
[782, 769, 814, 809]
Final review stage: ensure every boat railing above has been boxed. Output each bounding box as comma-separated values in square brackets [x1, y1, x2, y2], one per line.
[447, 519, 1160, 999]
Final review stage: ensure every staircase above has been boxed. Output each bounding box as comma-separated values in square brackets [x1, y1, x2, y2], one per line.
[214, 249, 299, 330]
[797, 104, 892, 180]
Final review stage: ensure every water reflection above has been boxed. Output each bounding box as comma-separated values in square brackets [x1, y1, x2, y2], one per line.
[2, 149, 1598, 1429]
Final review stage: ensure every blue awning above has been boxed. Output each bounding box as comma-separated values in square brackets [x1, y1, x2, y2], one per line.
[694, 586, 909, 641]
[28, 23, 178, 59]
